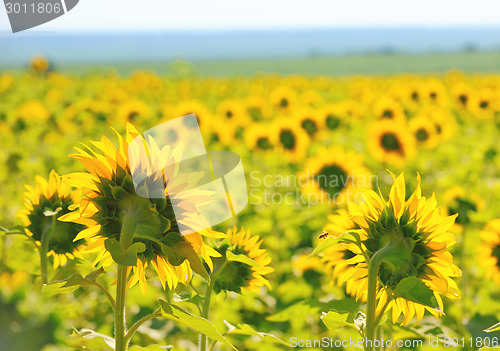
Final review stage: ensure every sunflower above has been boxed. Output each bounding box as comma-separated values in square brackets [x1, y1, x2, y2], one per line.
[17, 170, 85, 270]
[115, 100, 151, 124]
[211, 227, 273, 293]
[409, 116, 440, 150]
[59, 123, 221, 293]
[299, 90, 324, 107]
[442, 186, 484, 226]
[478, 220, 500, 284]
[299, 147, 373, 206]
[269, 86, 298, 114]
[270, 119, 309, 163]
[244, 125, 274, 151]
[201, 116, 236, 147]
[294, 108, 323, 139]
[418, 105, 456, 142]
[421, 79, 448, 107]
[29, 55, 49, 74]
[215, 99, 251, 127]
[322, 173, 461, 325]
[468, 89, 497, 120]
[372, 97, 406, 123]
[163, 100, 211, 128]
[451, 82, 474, 110]
[367, 120, 416, 165]
[318, 103, 344, 131]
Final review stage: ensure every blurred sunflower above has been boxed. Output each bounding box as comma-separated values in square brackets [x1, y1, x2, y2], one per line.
[367, 120, 416, 165]
[299, 147, 373, 206]
[418, 105, 457, 142]
[478, 219, 500, 284]
[17, 170, 85, 270]
[322, 173, 461, 325]
[29, 55, 49, 74]
[451, 82, 474, 110]
[443, 186, 484, 226]
[372, 97, 406, 123]
[270, 119, 309, 163]
[421, 79, 448, 106]
[318, 103, 344, 131]
[215, 99, 251, 127]
[202, 116, 236, 146]
[409, 116, 440, 150]
[468, 89, 497, 120]
[212, 227, 273, 293]
[12, 100, 51, 130]
[244, 125, 274, 151]
[116, 100, 151, 124]
[165, 100, 211, 127]
[269, 86, 297, 114]
[59, 123, 221, 293]
[299, 89, 324, 107]
[294, 108, 323, 139]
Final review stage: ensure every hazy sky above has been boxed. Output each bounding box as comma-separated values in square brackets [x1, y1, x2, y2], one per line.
[1, 0, 500, 32]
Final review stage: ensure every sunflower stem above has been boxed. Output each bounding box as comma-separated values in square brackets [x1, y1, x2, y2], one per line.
[200, 278, 214, 351]
[365, 250, 384, 351]
[115, 215, 137, 351]
[39, 215, 56, 286]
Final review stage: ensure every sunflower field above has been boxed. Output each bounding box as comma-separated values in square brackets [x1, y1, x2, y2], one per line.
[1, 58, 500, 351]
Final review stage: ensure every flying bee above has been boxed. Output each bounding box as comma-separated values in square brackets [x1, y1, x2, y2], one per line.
[319, 231, 329, 239]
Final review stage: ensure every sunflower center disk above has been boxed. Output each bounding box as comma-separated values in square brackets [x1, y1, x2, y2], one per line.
[315, 164, 347, 198]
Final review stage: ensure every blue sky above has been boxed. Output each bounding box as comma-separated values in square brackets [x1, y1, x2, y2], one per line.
[1, 0, 500, 33]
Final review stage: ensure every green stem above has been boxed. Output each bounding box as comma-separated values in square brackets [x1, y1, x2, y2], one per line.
[365, 251, 383, 351]
[200, 278, 214, 351]
[124, 311, 162, 344]
[39, 215, 56, 285]
[92, 280, 116, 310]
[115, 216, 136, 351]
[115, 265, 128, 351]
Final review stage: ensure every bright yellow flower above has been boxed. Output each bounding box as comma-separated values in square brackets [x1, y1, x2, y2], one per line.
[212, 227, 274, 293]
[322, 173, 461, 325]
[299, 147, 373, 206]
[367, 120, 416, 165]
[59, 123, 221, 293]
[17, 170, 85, 269]
[478, 220, 500, 285]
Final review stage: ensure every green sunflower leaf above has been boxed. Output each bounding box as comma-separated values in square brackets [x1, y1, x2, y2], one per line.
[104, 238, 146, 266]
[307, 231, 360, 260]
[69, 328, 114, 350]
[129, 345, 172, 350]
[224, 321, 289, 346]
[226, 251, 258, 267]
[0, 224, 27, 235]
[394, 277, 441, 312]
[172, 241, 209, 280]
[485, 321, 500, 333]
[158, 300, 236, 350]
[321, 311, 356, 330]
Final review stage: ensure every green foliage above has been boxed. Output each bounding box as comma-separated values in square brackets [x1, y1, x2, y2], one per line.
[394, 277, 441, 312]
[159, 300, 236, 350]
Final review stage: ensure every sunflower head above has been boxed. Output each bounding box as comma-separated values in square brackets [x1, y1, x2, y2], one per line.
[478, 220, 500, 284]
[211, 227, 273, 293]
[323, 172, 461, 325]
[17, 170, 85, 268]
[368, 120, 416, 165]
[299, 147, 373, 206]
[443, 186, 484, 225]
[60, 123, 220, 292]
